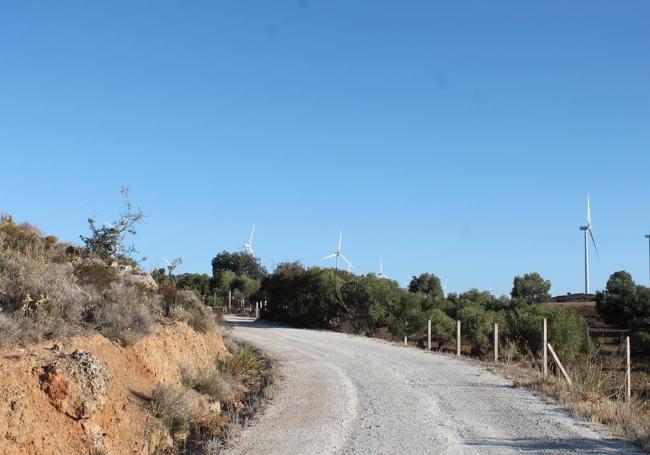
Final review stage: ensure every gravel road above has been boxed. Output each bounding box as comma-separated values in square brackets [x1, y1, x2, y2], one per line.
[222, 316, 641, 455]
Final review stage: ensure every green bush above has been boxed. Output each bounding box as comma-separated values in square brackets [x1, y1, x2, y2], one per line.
[428, 308, 455, 348]
[596, 271, 641, 325]
[457, 304, 502, 355]
[629, 317, 650, 355]
[508, 305, 590, 363]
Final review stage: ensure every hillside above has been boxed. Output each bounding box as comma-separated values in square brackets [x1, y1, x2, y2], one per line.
[0, 215, 271, 454]
[0, 321, 227, 454]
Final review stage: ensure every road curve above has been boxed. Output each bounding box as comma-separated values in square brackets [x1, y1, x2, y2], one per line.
[222, 316, 641, 455]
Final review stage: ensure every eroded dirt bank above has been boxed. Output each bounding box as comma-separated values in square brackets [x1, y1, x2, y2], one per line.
[0, 321, 227, 454]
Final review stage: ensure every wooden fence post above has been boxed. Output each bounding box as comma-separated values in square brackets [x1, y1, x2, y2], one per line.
[542, 318, 548, 379]
[255, 301, 259, 319]
[228, 290, 232, 311]
[456, 320, 461, 356]
[547, 343, 572, 385]
[494, 323, 499, 363]
[404, 335, 408, 346]
[427, 319, 432, 351]
[626, 336, 631, 402]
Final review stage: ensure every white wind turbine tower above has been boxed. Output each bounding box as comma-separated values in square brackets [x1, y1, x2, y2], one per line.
[378, 257, 390, 279]
[322, 231, 350, 270]
[347, 257, 353, 273]
[579, 194, 598, 294]
[645, 234, 650, 285]
[243, 224, 256, 257]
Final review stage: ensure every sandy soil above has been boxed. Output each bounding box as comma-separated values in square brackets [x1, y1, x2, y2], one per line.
[0, 322, 227, 455]
[223, 316, 643, 455]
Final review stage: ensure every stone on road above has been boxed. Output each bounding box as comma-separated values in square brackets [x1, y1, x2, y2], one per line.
[221, 316, 640, 455]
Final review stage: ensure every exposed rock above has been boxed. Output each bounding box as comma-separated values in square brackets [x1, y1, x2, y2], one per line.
[122, 270, 159, 291]
[40, 349, 111, 419]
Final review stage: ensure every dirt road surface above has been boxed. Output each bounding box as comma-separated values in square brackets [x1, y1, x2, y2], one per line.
[222, 316, 641, 455]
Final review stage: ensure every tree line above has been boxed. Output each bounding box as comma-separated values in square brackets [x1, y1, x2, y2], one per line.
[165, 249, 650, 358]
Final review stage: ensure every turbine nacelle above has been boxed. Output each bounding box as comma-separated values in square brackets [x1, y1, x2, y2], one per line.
[322, 231, 350, 270]
[243, 224, 256, 257]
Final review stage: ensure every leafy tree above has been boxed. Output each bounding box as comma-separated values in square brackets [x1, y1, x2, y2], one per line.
[428, 308, 456, 349]
[389, 292, 428, 340]
[151, 268, 175, 287]
[176, 273, 212, 297]
[80, 187, 144, 264]
[408, 273, 444, 300]
[511, 272, 551, 305]
[507, 305, 590, 363]
[447, 289, 507, 318]
[457, 304, 504, 355]
[596, 272, 650, 355]
[231, 275, 261, 300]
[211, 250, 267, 282]
[596, 271, 642, 325]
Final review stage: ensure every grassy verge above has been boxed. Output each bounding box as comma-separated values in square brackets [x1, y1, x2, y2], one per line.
[145, 337, 276, 454]
[491, 353, 650, 452]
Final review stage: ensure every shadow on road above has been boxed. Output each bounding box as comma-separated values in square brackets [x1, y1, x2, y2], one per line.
[465, 436, 641, 454]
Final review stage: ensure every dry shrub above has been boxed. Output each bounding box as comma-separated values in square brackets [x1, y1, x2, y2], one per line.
[171, 290, 215, 334]
[89, 284, 154, 346]
[74, 260, 118, 290]
[194, 368, 232, 400]
[148, 384, 192, 438]
[0, 237, 86, 341]
[217, 345, 261, 379]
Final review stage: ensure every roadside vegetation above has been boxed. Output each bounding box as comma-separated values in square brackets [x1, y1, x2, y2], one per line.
[149, 340, 273, 454]
[0, 189, 274, 454]
[0, 189, 214, 347]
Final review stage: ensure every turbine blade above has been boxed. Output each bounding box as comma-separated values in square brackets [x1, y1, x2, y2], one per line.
[249, 224, 255, 243]
[340, 254, 351, 266]
[589, 229, 599, 256]
[163, 256, 171, 266]
[322, 253, 337, 260]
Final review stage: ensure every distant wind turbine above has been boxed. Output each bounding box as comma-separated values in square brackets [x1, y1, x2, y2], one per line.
[378, 257, 390, 279]
[579, 194, 598, 294]
[645, 235, 650, 285]
[322, 231, 350, 270]
[243, 224, 256, 257]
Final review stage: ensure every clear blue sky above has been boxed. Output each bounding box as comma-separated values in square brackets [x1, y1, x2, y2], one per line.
[1, 1, 649, 295]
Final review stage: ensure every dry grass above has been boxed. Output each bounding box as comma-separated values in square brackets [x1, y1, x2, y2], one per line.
[181, 363, 235, 403]
[493, 352, 650, 452]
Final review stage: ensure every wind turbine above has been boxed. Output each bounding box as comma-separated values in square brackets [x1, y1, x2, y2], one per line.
[322, 231, 350, 270]
[645, 235, 650, 285]
[579, 194, 598, 294]
[378, 257, 390, 279]
[243, 224, 256, 257]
